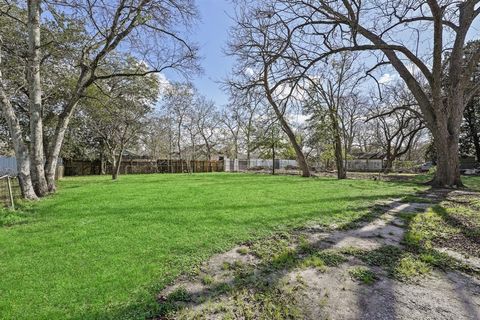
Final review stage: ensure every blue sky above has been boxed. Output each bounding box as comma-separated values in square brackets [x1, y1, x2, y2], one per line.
[164, 0, 480, 108]
[191, 0, 235, 107]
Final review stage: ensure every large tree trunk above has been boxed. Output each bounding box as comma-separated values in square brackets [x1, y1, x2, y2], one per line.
[100, 151, 106, 175]
[45, 117, 68, 192]
[383, 156, 393, 174]
[0, 99, 38, 200]
[111, 155, 117, 180]
[271, 129, 276, 175]
[0, 37, 37, 200]
[431, 130, 463, 187]
[383, 146, 393, 174]
[280, 119, 310, 177]
[45, 100, 79, 192]
[333, 138, 346, 179]
[246, 124, 252, 164]
[45, 67, 91, 191]
[27, 0, 48, 196]
[426, 88, 465, 187]
[233, 136, 238, 159]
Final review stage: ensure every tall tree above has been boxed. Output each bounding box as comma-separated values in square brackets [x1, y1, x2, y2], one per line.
[81, 63, 159, 180]
[161, 83, 195, 172]
[0, 4, 38, 199]
[220, 104, 241, 159]
[43, 0, 199, 191]
[460, 41, 480, 162]
[1, 0, 199, 197]
[26, 0, 48, 195]
[239, 0, 480, 187]
[304, 53, 362, 179]
[228, 5, 311, 177]
[0, 34, 38, 199]
[367, 84, 426, 172]
[194, 96, 219, 162]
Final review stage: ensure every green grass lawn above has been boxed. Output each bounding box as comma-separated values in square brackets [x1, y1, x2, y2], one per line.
[0, 173, 443, 319]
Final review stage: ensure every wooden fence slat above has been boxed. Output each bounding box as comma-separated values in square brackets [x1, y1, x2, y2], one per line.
[63, 159, 225, 176]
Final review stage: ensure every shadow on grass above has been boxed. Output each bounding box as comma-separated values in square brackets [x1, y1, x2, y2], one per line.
[67, 203, 382, 319]
[150, 188, 480, 320]
[433, 205, 480, 248]
[31, 180, 449, 319]
[150, 196, 420, 318]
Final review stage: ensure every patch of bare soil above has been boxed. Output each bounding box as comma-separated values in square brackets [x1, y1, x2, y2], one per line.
[293, 264, 480, 320]
[154, 190, 480, 320]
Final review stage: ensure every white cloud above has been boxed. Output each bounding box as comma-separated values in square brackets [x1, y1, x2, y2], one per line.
[157, 73, 171, 95]
[245, 67, 255, 77]
[378, 73, 395, 84]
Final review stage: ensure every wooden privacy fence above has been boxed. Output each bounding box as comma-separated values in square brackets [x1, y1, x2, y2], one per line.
[64, 159, 224, 176]
[0, 175, 20, 209]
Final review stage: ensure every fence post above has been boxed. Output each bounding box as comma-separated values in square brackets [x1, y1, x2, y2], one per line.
[6, 176, 15, 210]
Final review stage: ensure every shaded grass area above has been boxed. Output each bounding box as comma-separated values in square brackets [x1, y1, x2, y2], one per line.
[404, 195, 480, 258]
[0, 173, 424, 319]
[341, 245, 434, 282]
[348, 266, 377, 285]
[412, 174, 480, 191]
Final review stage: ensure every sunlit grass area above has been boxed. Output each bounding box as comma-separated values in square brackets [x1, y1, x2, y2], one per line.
[0, 173, 454, 319]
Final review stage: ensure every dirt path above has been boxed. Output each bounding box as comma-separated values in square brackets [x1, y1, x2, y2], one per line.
[156, 190, 480, 319]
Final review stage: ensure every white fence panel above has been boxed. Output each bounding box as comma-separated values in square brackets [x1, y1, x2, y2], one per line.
[0, 157, 17, 175]
[224, 158, 298, 172]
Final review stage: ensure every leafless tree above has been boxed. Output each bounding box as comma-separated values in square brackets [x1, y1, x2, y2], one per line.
[162, 83, 195, 173]
[304, 53, 362, 179]
[339, 92, 367, 157]
[232, 88, 266, 161]
[220, 104, 241, 159]
[367, 84, 426, 172]
[245, 0, 480, 186]
[140, 115, 173, 160]
[227, 3, 311, 177]
[184, 111, 200, 167]
[195, 96, 220, 162]
[26, 0, 49, 195]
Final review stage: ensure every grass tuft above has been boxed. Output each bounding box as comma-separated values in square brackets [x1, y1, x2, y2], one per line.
[301, 256, 327, 272]
[348, 266, 377, 285]
[316, 250, 348, 267]
[237, 247, 249, 255]
[394, 256, 431, 281]
[201, 274, 214, 286]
